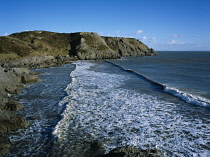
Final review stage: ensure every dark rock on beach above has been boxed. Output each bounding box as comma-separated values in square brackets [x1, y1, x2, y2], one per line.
[0, 135, 12, 157]
[0, 110, 29, 134]
[0, 66, 39, 156]
[0, 110, 29, 156]
[96, 146, 162, 157]
[0, 66, 38, 125]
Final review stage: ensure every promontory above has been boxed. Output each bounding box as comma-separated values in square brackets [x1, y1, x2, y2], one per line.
[0, 31, 156, 62]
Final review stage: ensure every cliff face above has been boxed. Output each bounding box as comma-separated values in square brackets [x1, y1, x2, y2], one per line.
[68, 32, 156, 60]
[102, 37, 156, 57]
[69, 32, 121, 60]
[0, 31, 156, 61]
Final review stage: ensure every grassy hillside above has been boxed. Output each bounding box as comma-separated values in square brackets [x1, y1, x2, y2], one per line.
[0, 36, 34, 60]
[0, 31, 156, 61]
[10, 31, 71, 56]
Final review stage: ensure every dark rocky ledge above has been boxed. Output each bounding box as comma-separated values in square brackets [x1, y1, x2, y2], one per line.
[95, 145, 162, 157]
[0, 67, 39, 156]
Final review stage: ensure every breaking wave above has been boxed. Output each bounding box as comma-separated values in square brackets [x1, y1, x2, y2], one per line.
[53, 61, 210, 157]
[107, 61, 210, 108]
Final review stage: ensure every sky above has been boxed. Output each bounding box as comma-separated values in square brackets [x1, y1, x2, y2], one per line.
[0, 0, 210, 51]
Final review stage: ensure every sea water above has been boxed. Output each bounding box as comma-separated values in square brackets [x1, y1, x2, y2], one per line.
[9, 51, 210, 157]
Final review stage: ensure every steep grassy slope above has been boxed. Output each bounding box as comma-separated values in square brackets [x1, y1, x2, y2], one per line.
[0, 36, 34, 60]
[0, 31, 156, 61]
[10, 31, 71, 56]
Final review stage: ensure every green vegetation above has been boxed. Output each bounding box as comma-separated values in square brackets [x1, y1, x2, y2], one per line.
[0, 31, 156, 61]
[0, 53, 20, 61]
[0, 36, 34, 60]
[10, 31, 71, 56]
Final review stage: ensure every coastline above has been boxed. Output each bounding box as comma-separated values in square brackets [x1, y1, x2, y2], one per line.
[0, 31, 157, 156]
[0, 57, 162, 157]
[0, 55, 76, 156]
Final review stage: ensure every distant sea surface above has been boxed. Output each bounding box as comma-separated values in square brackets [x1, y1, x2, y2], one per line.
[9, 51, 210, 157]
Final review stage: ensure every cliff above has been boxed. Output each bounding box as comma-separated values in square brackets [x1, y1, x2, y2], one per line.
[102, 36, 156, 57]
[0, 31, 156, 61]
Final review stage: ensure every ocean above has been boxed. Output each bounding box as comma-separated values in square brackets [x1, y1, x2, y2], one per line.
[9, 51, 210, 157]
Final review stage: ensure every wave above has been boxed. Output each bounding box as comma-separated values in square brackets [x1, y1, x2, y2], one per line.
[106, 60, 210, 108]
[164, 86, 210, 108]
[53, 60, 210, 156]
[105, 61, 165, 89]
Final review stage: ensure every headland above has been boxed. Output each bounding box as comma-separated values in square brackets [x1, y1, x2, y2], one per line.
[0, 31, 156, 156]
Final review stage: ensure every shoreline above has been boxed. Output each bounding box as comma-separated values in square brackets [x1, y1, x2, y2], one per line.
[0, 55, 76, 156]
[0, 57, 163, 157]
[0, 30, 157, 156]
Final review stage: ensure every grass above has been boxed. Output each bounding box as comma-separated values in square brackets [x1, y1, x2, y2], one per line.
[0, 31, 72, 60]
[0, 30, 156, 61]
[0, 53, 20, 61]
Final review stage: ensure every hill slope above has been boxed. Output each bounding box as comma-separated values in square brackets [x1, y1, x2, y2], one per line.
[0, 31, 156, 61]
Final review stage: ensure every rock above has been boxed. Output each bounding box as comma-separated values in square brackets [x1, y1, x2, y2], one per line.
[10, 67, 40, 84]
[0, 110, 29, 134]
[96, 146, 162, 157]
[27, 116, 37, 120]
[68, 32, 157, 60]
[102, 37, 155, 57]
[12, 68, 30, 75]
[0, 97, 24, 111]
[0, 67, 22, 94]
[69, 32, 120, 60]
[20, 74, 40, 84]
[0, 135, 12, 157]
[0, 66, 39, 156]
[0, 55, 76, 69]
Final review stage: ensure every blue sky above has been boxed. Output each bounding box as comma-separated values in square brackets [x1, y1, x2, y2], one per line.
[1, 0, 210, 51]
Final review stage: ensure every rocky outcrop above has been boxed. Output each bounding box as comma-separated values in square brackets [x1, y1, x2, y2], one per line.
[0, 135, 12, 156]
[0, 110, 29, 156]
[0, 110, 29, 134]
[69, 32, 121, 60]
[102, 37, 156, 57]
[0, 66, 40, 156]
[96, 146, 162, 157]
[0, 55, 77, 69]
[0, 31, 156, 61]
[0, 66, 39, 121]
[68, 32, 157, 60]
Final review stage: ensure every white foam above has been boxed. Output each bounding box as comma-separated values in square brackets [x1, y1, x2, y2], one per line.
[164, 86, 210, 108]
[53, 61, 210, 157]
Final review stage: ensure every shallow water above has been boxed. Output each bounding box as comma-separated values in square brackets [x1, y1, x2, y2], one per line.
[8, 64, 75, 156]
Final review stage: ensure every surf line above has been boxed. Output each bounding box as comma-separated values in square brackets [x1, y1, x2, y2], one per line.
[105, 60, 165, 89]
[105, 60, 210, 108]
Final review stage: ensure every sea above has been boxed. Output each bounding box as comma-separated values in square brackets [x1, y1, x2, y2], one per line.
[8, 51, 210, 157]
